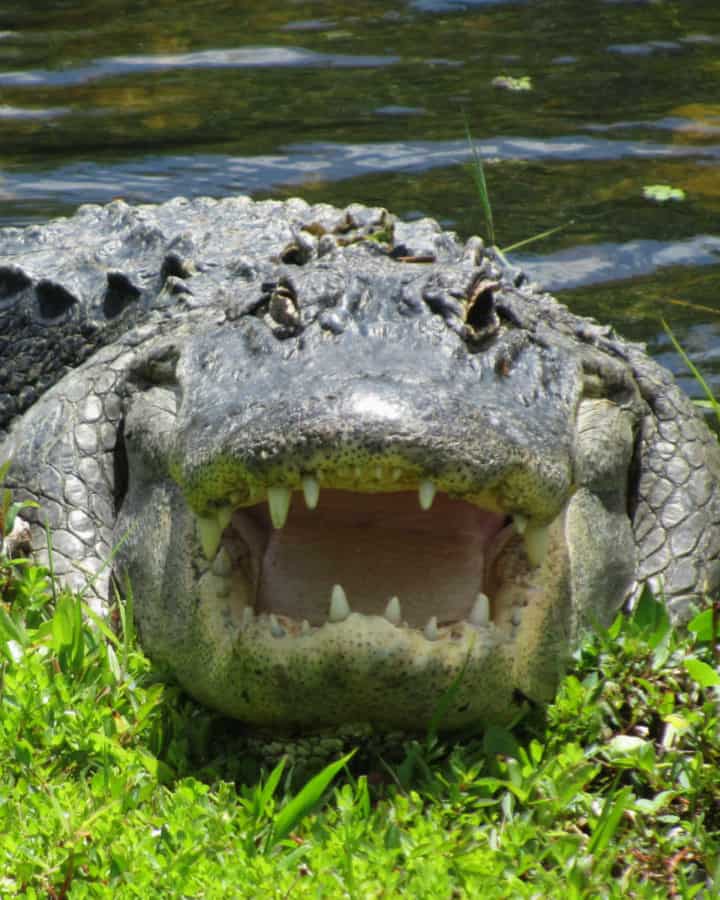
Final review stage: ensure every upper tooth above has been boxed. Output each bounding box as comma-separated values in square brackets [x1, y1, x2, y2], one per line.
[197, 516, 223, 560]
[267, 486, 292, 529]
[216, 506, 233, 530]
[514, 514, 528, 535]
[418, 480, 436, 511]
[329, 584, 351, 622]
[384, 596, 402, 626]
[424, 616, 439, 641]
[302, 475, 320, 510]
[524, 524, 549, 567]
[469, 592, 490, 627]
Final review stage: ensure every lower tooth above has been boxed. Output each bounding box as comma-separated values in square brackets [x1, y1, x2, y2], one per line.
[523, 524, 549, 567]
[384, 596, 402, 626]
[211, 547, 232, 577]
[329, 584, 351, 622]
[269, 614, 285, 638]
[424, 616, 439, 641]
[268, 486, 292, 529]
[469, 592, 490, 627]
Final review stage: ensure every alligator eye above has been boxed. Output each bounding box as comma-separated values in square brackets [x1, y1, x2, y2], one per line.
[464, 277, 499, 331]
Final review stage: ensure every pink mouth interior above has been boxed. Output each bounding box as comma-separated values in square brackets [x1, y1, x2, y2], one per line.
[228, 490, 508, 627]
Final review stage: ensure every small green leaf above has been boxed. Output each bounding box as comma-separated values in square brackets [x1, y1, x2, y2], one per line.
[483, 725, 521, 760]
[643, 184, 685, 202]
[687, 608, 715, 642]
[683, 657, 720, 687]
[632, 586, 670, 646]
[491, 74, 533, 91]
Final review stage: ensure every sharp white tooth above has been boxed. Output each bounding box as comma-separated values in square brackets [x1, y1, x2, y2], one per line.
[267, 486, 292, 529]
[470, 592, 490, 627]
[197, 516, 223, 560]
[418, 479, 436, 511]
[241, 607, 254, 629]
[524, 524, 550, 567]
[424, 616, 439, 641]
[329, 584, 350, 622]
[384, 596, 402, 626]
[211, 546, 232, 577]
[302, 475, 320, 510]
[514, 514, 528, 535]
[270, 614, 285, 638]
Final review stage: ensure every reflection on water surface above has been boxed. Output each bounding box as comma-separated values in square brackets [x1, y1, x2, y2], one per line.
[0, 0, 718, 390]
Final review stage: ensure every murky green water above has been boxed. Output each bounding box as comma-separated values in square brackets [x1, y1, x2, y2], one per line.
[1, 0, 718, 392]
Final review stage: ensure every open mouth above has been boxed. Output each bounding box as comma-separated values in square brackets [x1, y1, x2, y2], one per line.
[193, 466, 556, 648]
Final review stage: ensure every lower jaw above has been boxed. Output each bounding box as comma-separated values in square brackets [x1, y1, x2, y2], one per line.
[193, 593, 543, 730]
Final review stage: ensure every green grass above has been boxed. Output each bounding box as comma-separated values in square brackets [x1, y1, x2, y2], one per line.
[0, 542, 718, 897]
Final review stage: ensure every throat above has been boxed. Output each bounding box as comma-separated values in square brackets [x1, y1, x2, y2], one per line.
[234, 491, 507, 627]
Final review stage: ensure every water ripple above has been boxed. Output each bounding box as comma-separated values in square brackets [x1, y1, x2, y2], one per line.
[0, 46, 400, 88]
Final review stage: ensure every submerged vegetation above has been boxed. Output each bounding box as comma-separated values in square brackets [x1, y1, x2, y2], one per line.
[0, 495, 718, 895]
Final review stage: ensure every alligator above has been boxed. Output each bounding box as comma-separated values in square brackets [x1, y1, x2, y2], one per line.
[1, 195, 719, 731]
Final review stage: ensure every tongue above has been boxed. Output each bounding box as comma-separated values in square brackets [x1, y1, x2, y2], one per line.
[248, 491, 505, 627]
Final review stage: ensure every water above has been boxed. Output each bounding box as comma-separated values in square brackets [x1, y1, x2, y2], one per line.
[0, 0, 718, 395]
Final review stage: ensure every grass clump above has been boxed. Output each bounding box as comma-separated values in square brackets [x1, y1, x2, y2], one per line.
[0, 520, 718, 897]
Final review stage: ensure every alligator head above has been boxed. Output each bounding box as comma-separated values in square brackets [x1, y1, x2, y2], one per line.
[2, 196, 719, 731]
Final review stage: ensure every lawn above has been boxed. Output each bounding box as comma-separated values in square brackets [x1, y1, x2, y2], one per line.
[0, 537, 718, 897]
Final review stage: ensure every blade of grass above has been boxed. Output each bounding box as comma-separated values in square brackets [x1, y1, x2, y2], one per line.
[662, 320, 720, 425]
[269, 750, 355, 849]
[501, 220, 574, 254]
[588, 782, 633, 855]
[463, 118, 495, 246]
